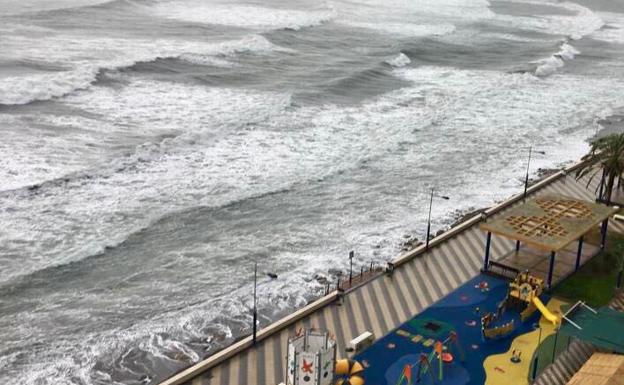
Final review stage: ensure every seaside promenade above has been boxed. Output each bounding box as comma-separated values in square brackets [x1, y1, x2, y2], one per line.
[161, 163, 624, 385]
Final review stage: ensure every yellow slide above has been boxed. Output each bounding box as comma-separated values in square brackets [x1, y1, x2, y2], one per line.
[532, 297, 559, 325]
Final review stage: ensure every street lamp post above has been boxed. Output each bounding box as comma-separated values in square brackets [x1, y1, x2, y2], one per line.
[252, 260, 258, 345]
[349, 250, 354, 285]
[519, 146, 546, 251]
[523, 146, 546, 200]
[426, 188, 450, 251]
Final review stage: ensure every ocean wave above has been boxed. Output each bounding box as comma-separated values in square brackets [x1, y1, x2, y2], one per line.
[4, 62, 624, 385]
[494, 1, 604, 40]
[590, 12, 624, 43]
[0, 79, 294, 283]
[177, 55, 237, 68]
[0, 66, 99, 106]
[0, 35, 282, 106]
[386, 53, 411, 68]
[343, 21, 456, 37]
[414, 0, 494, 20]
[534, 42, 580, 77]
[152, 2, 336, 31]
[0, 0, 118, 16]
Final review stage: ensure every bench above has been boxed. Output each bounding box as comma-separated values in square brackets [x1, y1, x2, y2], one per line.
[348, 331, 374, 353]
[486, 261, 520, 281]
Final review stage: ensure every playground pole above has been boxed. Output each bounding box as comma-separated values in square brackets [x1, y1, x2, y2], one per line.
[531, 354, 539, 380]
[551, 329, 559, 364]
[531, 324, 542, 380]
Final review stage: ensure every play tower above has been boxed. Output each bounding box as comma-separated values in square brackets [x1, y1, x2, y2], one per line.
[286, 329, 336, 385]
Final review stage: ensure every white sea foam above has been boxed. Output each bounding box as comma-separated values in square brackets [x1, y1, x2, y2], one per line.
[3, 64, 623, 286]
[153, 2, 336, 30]
[0, 34, 280, 105]
[412, 0, 494, 19]
[2, 2, 624, 385]
[342, 0, 493, 20]
[494, 1, 604, 39]
[534, 42, 580, 77]
[0, 0, 113, 16]
[590, 12, 624, 44]
[0, 78, 293, 278]
[3, 63, 624, 385]
[332, 0, 489, 40]
[178, 54, 237, 68]
[344, 21, 456, 37]
[386, 52, 411, 67]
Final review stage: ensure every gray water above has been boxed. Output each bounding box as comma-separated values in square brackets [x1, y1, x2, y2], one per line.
[1, 0, 624, 384]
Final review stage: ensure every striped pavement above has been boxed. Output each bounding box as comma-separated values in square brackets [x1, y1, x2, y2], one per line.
[179, 170, 624, 385]
[532, 290, 624, 385]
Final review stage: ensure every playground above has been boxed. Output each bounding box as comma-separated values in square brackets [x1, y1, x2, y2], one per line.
[349, 274, 554, 385]
[287, 196, 624, 385]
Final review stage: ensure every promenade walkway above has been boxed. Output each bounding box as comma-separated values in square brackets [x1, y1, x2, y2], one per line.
[165, 166, 624, 385]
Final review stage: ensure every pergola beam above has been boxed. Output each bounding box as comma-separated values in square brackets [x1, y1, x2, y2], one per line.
[480, 195, 617, 252]
[548, 251, 556, 289]
[483, 231, 492, 271]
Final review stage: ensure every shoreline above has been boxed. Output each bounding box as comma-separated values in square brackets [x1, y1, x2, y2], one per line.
[159, 148, 599, 385]
[154, 123, 614, 382]
[399, 112, 624, 253]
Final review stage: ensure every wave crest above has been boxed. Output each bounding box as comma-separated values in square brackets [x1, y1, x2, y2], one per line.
[0, 35, 281, 106]
[534, 42, 580, 78]
[386, 53, 411, 68]
[152, 3, 336, 31]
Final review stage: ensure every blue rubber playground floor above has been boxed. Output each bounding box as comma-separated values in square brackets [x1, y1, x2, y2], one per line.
[350, 274, 546, 385]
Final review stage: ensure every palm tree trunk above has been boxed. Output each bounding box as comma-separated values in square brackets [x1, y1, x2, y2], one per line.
[599, 169, 606, 201]
[606, 174, 616, 205]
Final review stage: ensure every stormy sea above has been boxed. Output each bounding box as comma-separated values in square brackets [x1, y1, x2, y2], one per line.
[1, 0, 623, 384]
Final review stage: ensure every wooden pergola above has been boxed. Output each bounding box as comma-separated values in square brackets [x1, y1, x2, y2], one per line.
[480, 195, 618, 288]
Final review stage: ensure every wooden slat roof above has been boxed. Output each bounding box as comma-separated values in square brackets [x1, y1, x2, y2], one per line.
[480, 195, 618, 251]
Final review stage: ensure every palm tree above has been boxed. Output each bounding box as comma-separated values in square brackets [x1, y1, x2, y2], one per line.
[576, 133, 624, 204]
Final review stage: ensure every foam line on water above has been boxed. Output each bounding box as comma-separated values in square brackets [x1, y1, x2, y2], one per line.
[493, 1, 604, 39]
[342, 21, 456, 37]
[151, 1, 337, 30]
[0, 34, 281, 105]
[590, 12, 624, 43]
[3, 65, 624, 383]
